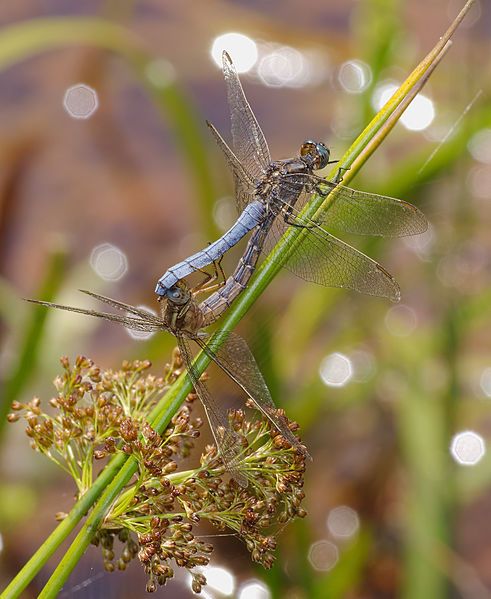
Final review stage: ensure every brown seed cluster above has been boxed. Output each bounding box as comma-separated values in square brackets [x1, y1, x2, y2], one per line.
[10, 353, 307, 594]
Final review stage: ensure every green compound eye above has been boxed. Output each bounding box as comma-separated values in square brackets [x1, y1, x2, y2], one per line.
[315, 143, 330, 169]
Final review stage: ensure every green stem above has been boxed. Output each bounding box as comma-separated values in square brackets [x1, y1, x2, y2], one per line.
[37, 459, 138, 599]
[1, 371, 189, 599]
[36, 376, 188, 599]
[0, 453, 127, 599]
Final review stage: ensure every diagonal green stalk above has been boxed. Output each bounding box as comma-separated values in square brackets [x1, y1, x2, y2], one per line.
[2, 2, 475, 597]
[1, 377, 190, 599]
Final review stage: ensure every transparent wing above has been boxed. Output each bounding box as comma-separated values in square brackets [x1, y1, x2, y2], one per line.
[25, 295, 164, 332]
[262, 192, 401, 302]
[196, 331, 310, 459]
[178, 335, 248, 488]
[279, 173, 428, 237]
[222, 51, 271, 181]
[206, 120, 256, 213]
[78, 290, 163, 323]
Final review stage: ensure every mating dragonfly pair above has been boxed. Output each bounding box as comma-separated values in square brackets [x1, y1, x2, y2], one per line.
[30, 52, 427, 486]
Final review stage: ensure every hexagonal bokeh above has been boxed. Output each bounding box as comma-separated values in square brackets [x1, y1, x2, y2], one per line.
[450, 431, 486, 466]
[63, 83, 98, 119]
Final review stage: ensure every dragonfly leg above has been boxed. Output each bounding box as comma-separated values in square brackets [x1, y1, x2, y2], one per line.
[283, 210, 316, 230]
[192, 270, 213, 292]
[193, 255, 227, 296]
[285, 217, 315, 229]
[334, 165, 350, 184]
[213, 255, 226, 286]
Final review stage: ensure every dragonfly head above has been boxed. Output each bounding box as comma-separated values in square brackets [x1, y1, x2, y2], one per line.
[162, 282, 191, 306]
[158, 281, 203, 335]
[300, 141, 330, 170]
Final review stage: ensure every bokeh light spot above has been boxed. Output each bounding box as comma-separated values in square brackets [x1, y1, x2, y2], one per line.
[447, 0, 482, 28]
[63, 83, 98, 119]
[385, 305, 417, 337]
[213, 196, 236, 232]
[372, 82, 434, 131]
[468, 129, 491, 164]
[257, 46, 311, 88]
[319, 353, 353, 387]
[467, 166, 491, 200]
[145, 59, 176, 88]
[89, 243, 128, 281]
[450, 431, 486, 466]
[403, 223, 435, 260]
[238, 580, 271, 599]
[211, 33, 258, 73]
[436, 240, 487, 292]
[327, 506, 360, 539]
[125, 306, 157, 341]
[372, 82, 398, 111]
[203, 566, 235, 595]
[480, 367, 491, 398]
[401, 94, 435, 131]
[308, 540, 339, 572]
[338, 59, 372, 93]
[350, 349, 376, 383]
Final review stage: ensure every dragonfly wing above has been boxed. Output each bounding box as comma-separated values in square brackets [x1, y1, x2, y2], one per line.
[178, 335, 248, 488]
[222, 51, 271, 182]
[25, 297, 163, 332]
[316, 180, 428, 236]
[196, 331, 310, 459]
[206, 120, 256, 213]
[262, 203, 401, 302]
[78, 290, 163, 323]
[279, 174, 428, 237]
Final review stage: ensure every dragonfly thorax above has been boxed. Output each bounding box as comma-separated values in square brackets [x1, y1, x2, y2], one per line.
[300, 140, 330, 170]
[254, 165, 280, 197]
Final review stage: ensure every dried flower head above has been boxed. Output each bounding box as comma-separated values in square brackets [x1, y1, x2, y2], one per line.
[10, 354, 307, 593]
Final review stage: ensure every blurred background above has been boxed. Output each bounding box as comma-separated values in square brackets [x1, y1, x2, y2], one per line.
[1, 1, 490, 597]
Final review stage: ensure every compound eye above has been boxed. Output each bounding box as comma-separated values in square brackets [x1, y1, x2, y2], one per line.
[300, 141, 316, 158]
[166, 286, 187, 303]
[315, 143, 330, 169]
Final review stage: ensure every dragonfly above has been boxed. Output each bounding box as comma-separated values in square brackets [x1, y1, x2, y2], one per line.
[155, 51, 428, 303]
[27, 269, 309, 488]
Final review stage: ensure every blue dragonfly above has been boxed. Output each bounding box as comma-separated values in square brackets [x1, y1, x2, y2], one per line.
[27, 255, 309, 487]
[155, 51, 427, 303]
[27, 148, 310, 486]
